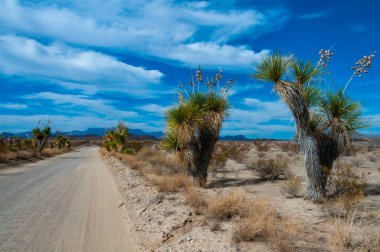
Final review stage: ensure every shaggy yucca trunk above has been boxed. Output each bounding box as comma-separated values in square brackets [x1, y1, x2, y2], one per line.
[192, 128, 218, 187]
[276, 81, 326, 201]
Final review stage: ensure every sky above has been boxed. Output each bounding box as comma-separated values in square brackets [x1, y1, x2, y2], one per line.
[0, 0, 379, 139]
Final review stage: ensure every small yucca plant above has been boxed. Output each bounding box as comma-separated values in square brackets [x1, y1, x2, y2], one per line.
[163, 66, 232, 187]
[32, 121, 51, 153]
[103, 122, 129, 152]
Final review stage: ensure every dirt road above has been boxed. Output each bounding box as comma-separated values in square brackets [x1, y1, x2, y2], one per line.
[0, 146, 136, 252]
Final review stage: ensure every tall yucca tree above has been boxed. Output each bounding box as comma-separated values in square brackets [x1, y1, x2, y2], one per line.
[163, 67, 231, 187]
[252, 52, 368, 202]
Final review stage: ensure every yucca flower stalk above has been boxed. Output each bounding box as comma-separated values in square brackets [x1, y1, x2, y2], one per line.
[252, 51, 370, 202]
[163, 66, 232, 187]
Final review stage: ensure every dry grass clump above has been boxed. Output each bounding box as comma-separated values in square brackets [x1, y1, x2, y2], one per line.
[154, 173, 193, 192]
[367, 154, 377, 162]
[119, 154, 146, 170]
[326, 163, 367, 217]
[233, 198, 300, 252]
[349, 158, 363, 168]
[41, 148, 63, 157]
[281, 176, 302, 198]
[250, 154, 291, 180]
[275, 141, 299, 152]
[184, 187, 208, 214]
[326, 216, 368, 252]
[207, 192, 247, 220]
[16, 150, 33, 160]
[254, 141, 271, 152]
[210, 142, 252, 173]
[0, 151, 17, 162]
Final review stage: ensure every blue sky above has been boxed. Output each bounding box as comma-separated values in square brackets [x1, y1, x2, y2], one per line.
[0, 0, 379, 139]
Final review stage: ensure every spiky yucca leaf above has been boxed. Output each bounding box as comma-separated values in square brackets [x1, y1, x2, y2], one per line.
[252, 52, 293, 83]
[161, 129, 180, 151]
[319, 89, 367, 149]
[304, 84, 321, 108]
[292, 60, 321, 85]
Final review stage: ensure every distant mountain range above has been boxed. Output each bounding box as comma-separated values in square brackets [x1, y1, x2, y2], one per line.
[1, 128, 251, 141]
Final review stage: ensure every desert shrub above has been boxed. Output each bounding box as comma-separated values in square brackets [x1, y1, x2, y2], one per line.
[367, 154, 377, 162]
[281, 176, 302, 198]
[326, 164, 367, 217]
[275, 141, 299, 152]
[185, 187, 208, 214]
[16, 150, 33, 160]
[327, 217, 367, 252]
[233, 198, 299, 252]
[41, 148, 62, 157]
[120, 154, 145, 170]
[127, 140, 146, 153]
[350, 158, 363, 168]
[254, 141, 271, 152]
[0, 151, 17, 162]
[154, 173, 193, 192]
[207, 192, 247, 220]
[250, 154, 291, 180]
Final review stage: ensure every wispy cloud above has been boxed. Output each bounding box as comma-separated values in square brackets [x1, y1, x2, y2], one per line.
[24, 92, 138, 118]
[0, 35, 163, 95]
[298, 11, 328, 20]
[0, 0, 284, 69]
[0, 103, 27, 109]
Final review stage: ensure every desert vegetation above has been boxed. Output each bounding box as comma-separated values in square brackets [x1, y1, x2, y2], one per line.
[252, 50, 374, 202]
[0, 122, 75, 163]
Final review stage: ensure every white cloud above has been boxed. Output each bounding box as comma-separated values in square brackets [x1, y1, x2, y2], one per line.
[163, 43, 269, 69]
[0, 0, 283, 69]
[222, 98, 294, 137]
[0, 103, 27, 109]
[138, 104, 170, 114]
[24, 92, 137, 118]
[0, 34, 163, 94]
[298, 11, 328, 20]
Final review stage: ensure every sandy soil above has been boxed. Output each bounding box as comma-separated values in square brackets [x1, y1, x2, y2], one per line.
[105, 142, 380, 252]
[0, 146, 137, 252]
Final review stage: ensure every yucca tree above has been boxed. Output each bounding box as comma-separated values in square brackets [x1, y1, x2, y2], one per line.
[252, 51, 369, 202]
[32, 122, 51, 153]
[163, 66, 231, 187]
[103, 122, 128, 152]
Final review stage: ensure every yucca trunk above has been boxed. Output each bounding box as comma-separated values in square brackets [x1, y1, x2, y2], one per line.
[37, 136, 49, 153]
[276, 81, 326, 202]
[191, 128, 218, 187]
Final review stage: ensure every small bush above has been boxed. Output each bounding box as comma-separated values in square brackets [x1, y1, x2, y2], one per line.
[326, 164, 367, 217]
[251, 154, 291, 180]
[233, 198, 299, 252]
[155, 173, 193, 192]
[350, 158, 363, 168]
[0, 151, 17, 162]
[367, 154, 377, 163]
[41, 148, 62, 157]
[185, 187, 207, 214]
[207, 192, 247, 220]
[327, 217, 366, 252]
[281, 176, 302, 198]
[16, 150, 33, 160]
[120, 154, 145, 170]
[254, 141, 271, 152]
